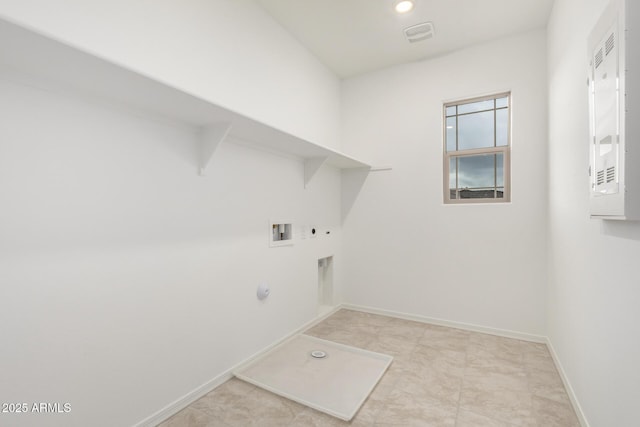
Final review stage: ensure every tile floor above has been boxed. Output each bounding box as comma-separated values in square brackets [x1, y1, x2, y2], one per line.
[159, 309, 580, 426]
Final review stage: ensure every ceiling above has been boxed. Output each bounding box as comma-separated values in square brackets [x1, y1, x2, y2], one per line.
[256, 0, 555, 78]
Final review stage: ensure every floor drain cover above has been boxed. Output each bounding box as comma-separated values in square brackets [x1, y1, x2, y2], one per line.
[310, 350, 327, 359]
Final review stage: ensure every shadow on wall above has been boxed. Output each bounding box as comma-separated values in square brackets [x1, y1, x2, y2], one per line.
[601, 220, 640, 241]
[341, 168, 370, 222]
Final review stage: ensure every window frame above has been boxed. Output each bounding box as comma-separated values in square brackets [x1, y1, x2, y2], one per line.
[443, 92, 511, 204]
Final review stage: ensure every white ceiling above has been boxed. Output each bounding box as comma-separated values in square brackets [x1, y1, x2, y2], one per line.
[256, 0, 555, 78]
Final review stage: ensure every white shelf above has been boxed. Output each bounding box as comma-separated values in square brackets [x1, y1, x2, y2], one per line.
[0, 18, 374, 179]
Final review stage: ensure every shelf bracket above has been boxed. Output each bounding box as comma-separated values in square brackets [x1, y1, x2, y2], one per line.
[304, 156, 329, 188]
[369, 166, 393, 172]
[199, 121, 232, 176]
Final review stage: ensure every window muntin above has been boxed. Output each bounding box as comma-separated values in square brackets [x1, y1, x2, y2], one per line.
[444, 93, 510, 203]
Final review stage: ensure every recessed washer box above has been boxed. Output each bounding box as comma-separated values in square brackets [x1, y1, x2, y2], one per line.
[269, 221, 293, 247]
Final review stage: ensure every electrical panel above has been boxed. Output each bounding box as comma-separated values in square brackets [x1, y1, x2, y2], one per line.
[588, 0, 640, 219]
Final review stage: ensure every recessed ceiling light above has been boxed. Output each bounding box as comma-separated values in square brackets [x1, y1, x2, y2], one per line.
[394, 0, 414, 14]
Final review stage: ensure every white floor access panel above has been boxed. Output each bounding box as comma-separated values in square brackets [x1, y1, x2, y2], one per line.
[234, 334, 393, 421]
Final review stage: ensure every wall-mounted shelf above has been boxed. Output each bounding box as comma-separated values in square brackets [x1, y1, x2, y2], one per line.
[0, 18, 374, 181]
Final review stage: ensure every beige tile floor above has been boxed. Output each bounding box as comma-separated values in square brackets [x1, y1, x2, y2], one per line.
[159, 309, 580, 427]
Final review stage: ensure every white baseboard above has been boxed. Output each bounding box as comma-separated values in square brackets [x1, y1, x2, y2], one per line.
[342, 303, 547, 343]
[133, 305, 343, 427]
[545, 338, 590, 427]
[134, 370, 234, 427]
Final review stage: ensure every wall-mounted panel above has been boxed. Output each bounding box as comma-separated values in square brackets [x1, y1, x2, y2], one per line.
[588, 0, 640, 219]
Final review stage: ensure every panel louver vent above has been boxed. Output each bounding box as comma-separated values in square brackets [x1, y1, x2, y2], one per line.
[404, 22, 434, 44]
[597, 169, 605, 186]
[595, 48, 604, 68]
[606, 166, 615, 183]
[605, 33, 615, 55]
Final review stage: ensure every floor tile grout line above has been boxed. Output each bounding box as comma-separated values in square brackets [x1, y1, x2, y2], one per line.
[453, 333, 470, 427]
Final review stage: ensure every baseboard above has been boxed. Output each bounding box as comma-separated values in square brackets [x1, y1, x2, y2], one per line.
[545, 338, 590, 427]
[133, 370, 234, 427]
[342, 303, 547, 343]
[133, 305, 343, 427]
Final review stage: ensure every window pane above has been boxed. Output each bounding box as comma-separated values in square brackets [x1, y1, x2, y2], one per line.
[496, 108, 509, 147]
[458, 99, 494, 114]
[446, 117, 456, 151]
[457, 154, 497, 199]
[458, 154, 495, 188]
[496, 153, 504, 188]
[449, 157, 457, 198]
[496, 96, 509, 108]
[445, 106, 457, 116]
[458, 110, 494, 150]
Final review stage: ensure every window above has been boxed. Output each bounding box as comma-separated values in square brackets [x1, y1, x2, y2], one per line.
[444, 93, 511, 203]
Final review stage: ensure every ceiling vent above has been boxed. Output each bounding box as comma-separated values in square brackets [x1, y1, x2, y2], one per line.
[404, 22, 434, 43]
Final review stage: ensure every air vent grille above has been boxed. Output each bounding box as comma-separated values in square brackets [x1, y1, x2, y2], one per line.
[595, 48, 604, 68]
[404, 22, 434, 43]
[606, 166, 615, 183]
[605, 33, 615, 55]
[597, 169, 605, 186]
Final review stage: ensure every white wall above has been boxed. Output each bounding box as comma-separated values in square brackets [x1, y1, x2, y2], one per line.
[0, 41, 342, 427]
[0, 0, 341, 149]
[547, 0, 640, 425]
[341, 30, 548, 336]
